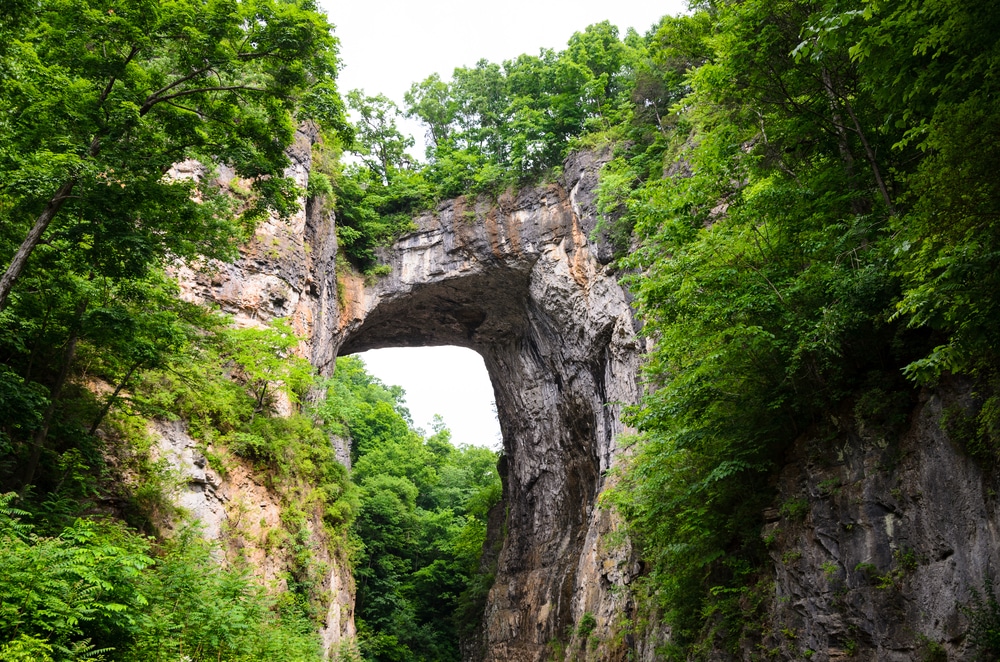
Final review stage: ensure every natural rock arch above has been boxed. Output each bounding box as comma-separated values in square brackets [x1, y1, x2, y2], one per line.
[181, 125, 1000, 662]
[333, 151, 643, 661]
[178, 129, 644, 660]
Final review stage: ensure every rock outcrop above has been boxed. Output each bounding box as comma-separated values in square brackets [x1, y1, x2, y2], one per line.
[151, 418, 357, 657]
[759, 381, 1000, 661]
[168, 123, 355, 659]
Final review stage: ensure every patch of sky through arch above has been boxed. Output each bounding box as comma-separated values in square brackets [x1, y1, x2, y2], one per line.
[356, 346, 502, 450]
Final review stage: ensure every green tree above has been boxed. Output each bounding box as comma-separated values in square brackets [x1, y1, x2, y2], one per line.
[346, 90, 415, 184]
[850, 0, 1000, 384]
[0, 0, 344, 310]
[404, 75, 456, 158]
[324, 357, 500, 662]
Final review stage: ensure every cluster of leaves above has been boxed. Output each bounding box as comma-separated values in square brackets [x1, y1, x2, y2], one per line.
[0, 493, 320, 661]
[406, 21, 635, 189]
[319, 357, 502, 662]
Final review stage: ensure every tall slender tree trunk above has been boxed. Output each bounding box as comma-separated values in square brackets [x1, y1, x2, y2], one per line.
[821, 69, 870, 216]
[0, 178, 77, 312]
[842, 97, 896, 215]
[88, 360, 143, 435]
[819, 68, 895, 215]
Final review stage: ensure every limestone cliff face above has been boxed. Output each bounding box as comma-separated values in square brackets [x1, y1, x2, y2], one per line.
[169, 132, 644, 659]
[150, 418, 356, 657]
[168, 123, 355, 659]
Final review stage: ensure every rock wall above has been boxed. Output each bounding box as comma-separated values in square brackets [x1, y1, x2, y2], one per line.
[168, 123, 355, 659]
[151, 418, 357, 657]
[758, 381, 1000, 661]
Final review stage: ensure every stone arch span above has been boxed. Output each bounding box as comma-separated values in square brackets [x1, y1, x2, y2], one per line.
[334, 152, 642, 661]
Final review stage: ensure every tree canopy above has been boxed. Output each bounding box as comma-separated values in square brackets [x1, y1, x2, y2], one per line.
[0, 0, 349, 309]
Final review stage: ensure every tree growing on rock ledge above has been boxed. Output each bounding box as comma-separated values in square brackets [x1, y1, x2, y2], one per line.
[0, 0, 350, 311]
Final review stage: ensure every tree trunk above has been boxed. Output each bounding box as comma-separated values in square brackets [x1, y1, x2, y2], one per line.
[0, 178, 77, 311]
[88, 360, 143, 435]
[842, 96, 896, 215]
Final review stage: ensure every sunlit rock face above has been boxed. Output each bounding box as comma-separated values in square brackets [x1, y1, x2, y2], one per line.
[172, 123, 355, 659]
[336, 150, 646, 661]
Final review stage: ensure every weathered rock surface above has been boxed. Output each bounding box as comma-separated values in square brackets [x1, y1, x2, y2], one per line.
[759, 381, 1000, 661]
[150, 419, 357, 657]
[168, 123, 355, 659]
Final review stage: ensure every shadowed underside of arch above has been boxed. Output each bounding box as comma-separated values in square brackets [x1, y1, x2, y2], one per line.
[334, 151, 643, 662]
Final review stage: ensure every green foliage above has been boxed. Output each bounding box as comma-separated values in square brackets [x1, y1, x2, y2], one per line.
[223, 320, 315, 416]
[331, 163, 427, 272]
[324, 357, 502, 662]
[0, 493, 324, 661]
[577, 612, 597, 639]
[853, 0, 1000, 383]
[0, 0, 347, 310]
[961, 578, 1000, 659]
[0, 494, 153, 658]
[406, 21, 640, 191]
[779, 498, 809, 522]
[126, 528, 321, 662]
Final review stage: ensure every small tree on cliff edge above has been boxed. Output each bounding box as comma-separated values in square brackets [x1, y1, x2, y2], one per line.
[0, 0, 351, 310]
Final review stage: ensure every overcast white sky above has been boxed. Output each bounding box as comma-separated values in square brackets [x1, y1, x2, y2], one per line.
[355, 346, 502, 449]
[321, 0, 687, 448]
